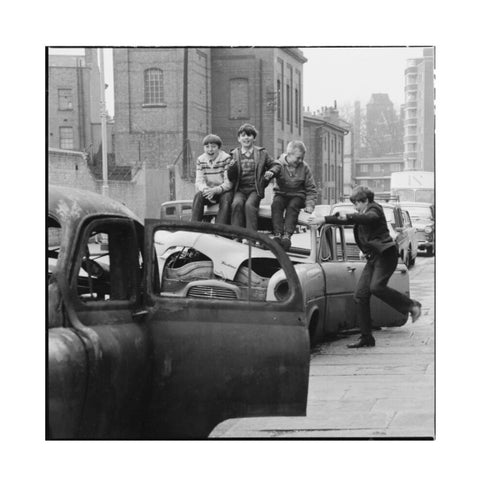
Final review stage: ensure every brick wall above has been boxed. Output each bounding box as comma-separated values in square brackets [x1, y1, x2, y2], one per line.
[48, 148, 197, 220]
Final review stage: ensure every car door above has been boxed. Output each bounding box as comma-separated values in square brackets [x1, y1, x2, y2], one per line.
[344, 234, 410, 329]
[142, 220, 310, 438]
[317, 224, 358, 333]
[49, 216, 151, 439]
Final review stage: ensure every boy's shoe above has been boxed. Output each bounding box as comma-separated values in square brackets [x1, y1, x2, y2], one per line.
[280, 235, 291, 251]
[410, 300, 422, 322]
[272, 233, 283, 245]
[347, 335, 375, 348]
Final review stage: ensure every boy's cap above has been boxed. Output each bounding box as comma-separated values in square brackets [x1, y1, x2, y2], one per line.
[237, 123, 258, 138]
[203, 134, 223, 147]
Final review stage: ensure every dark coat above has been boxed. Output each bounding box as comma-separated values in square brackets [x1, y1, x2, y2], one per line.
[228, 146, 280, 198]
[325, 202, 396, 257]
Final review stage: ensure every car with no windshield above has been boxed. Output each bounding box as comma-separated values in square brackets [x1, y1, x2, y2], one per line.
[155, 204, 410, 347]
[48, 186, 310, 439]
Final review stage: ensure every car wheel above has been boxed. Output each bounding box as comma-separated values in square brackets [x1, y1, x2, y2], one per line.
[426, 247, 433, 257]
[406, 247, 413, 268]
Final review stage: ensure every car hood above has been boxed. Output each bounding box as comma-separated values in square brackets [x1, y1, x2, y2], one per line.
[412, 218, 433, 230]
[155, 231, 288, 281]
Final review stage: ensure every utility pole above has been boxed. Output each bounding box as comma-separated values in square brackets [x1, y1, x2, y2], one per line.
[182, 48, 188, 177]
[99, 48, 109, 197]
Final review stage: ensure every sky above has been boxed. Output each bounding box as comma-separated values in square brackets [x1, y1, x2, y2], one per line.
[49, 46, 426, 117]
[302, 46, 425, 112]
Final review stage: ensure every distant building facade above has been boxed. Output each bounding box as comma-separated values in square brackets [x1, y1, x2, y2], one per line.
[48, 49, 114, 160]
[403, 47, 434, 171]
[303, 105, 349, 204]
[112, 47, 307, 207]
[365, 93, 403, 157]
[354, 154, 404, 194]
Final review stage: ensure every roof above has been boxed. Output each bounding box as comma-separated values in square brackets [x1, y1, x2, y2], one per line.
[48, 185, 141, 225]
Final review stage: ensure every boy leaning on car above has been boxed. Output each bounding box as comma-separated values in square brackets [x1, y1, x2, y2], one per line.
[307, 185, 422, 349]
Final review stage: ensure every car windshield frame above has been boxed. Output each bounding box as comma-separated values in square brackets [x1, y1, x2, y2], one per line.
[401, 206, 433, 220]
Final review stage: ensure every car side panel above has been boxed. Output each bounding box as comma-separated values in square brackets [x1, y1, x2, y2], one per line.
[320, 262, 357, 333]
[71, 312, 151, 439]
[143, 302, 310, 438]
[48, 329, 88, 438]
[346, 261, 410, 327]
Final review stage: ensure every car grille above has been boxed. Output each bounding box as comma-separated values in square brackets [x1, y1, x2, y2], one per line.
[187, 285, 238, 300]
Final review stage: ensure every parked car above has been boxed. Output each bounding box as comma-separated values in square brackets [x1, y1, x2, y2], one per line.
[330, 201, 418, 268]
[399, 202, 435, 256]
[48, 186, 310, 439]
[155, 204, 410, 348]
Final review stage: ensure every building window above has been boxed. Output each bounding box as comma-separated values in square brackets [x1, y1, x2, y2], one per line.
[373, 164, 381, 172]
[360, 164, 368, 173]
[144, 68, 164, 105]
[277, 79, 282, 121]
[59, 127, 74, 150]
[286, 84, 291, 124]
[230, 78, 249, 119]
[294, 88, 299, 126]
[58, 89, 73, 110]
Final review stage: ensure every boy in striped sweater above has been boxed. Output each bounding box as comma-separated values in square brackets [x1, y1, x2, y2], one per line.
[191, 134, 233, 224]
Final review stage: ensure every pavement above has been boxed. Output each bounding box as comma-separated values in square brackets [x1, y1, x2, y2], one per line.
[210, 255, 434, 438]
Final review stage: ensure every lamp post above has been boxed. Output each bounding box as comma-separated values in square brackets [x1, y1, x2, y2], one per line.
[99, 48, 109, 197]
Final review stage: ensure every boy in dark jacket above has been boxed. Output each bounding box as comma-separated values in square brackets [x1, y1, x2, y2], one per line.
[228, 124, 280, 231]
[271, 140, 317, 250]
[307, 185, 422, 348]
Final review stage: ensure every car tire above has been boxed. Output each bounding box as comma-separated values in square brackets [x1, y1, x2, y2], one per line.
[426, 247, 433, 257]
[406, 247, 413, 268]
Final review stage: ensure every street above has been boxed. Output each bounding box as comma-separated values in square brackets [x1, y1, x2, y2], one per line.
[211, 254, 434, 438]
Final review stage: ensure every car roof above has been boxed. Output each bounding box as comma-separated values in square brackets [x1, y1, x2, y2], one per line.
[49, 185, 141, 225]
[399, 201, 433, 208]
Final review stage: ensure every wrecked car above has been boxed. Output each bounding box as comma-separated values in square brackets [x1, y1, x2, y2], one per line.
[156, 204, 410, 346]
[47, 185, 310, 439]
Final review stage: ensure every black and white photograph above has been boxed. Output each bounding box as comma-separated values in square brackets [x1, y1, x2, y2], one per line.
[46, 45, 434, 439]
[6, 1, 480, 483]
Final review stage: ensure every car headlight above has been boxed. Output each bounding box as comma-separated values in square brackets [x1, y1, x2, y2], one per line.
[425, 226, 433, 234]
[274, 280, 290, 301]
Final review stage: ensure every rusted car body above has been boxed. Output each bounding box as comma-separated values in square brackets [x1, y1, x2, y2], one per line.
[155, 204, 410, 346]
[48, 186, 310, 439]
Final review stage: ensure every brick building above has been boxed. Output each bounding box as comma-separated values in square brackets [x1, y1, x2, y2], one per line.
[303, 106, 349, 204]
[403, 47, 434, 171]
[112, 47, 307, 207]
[48, 49, 114, 160]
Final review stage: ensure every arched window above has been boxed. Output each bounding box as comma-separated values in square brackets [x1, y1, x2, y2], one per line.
[144, 68, 164, 105]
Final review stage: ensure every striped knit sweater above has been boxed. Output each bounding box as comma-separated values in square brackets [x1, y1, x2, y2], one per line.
[195, 150, 233, 193]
